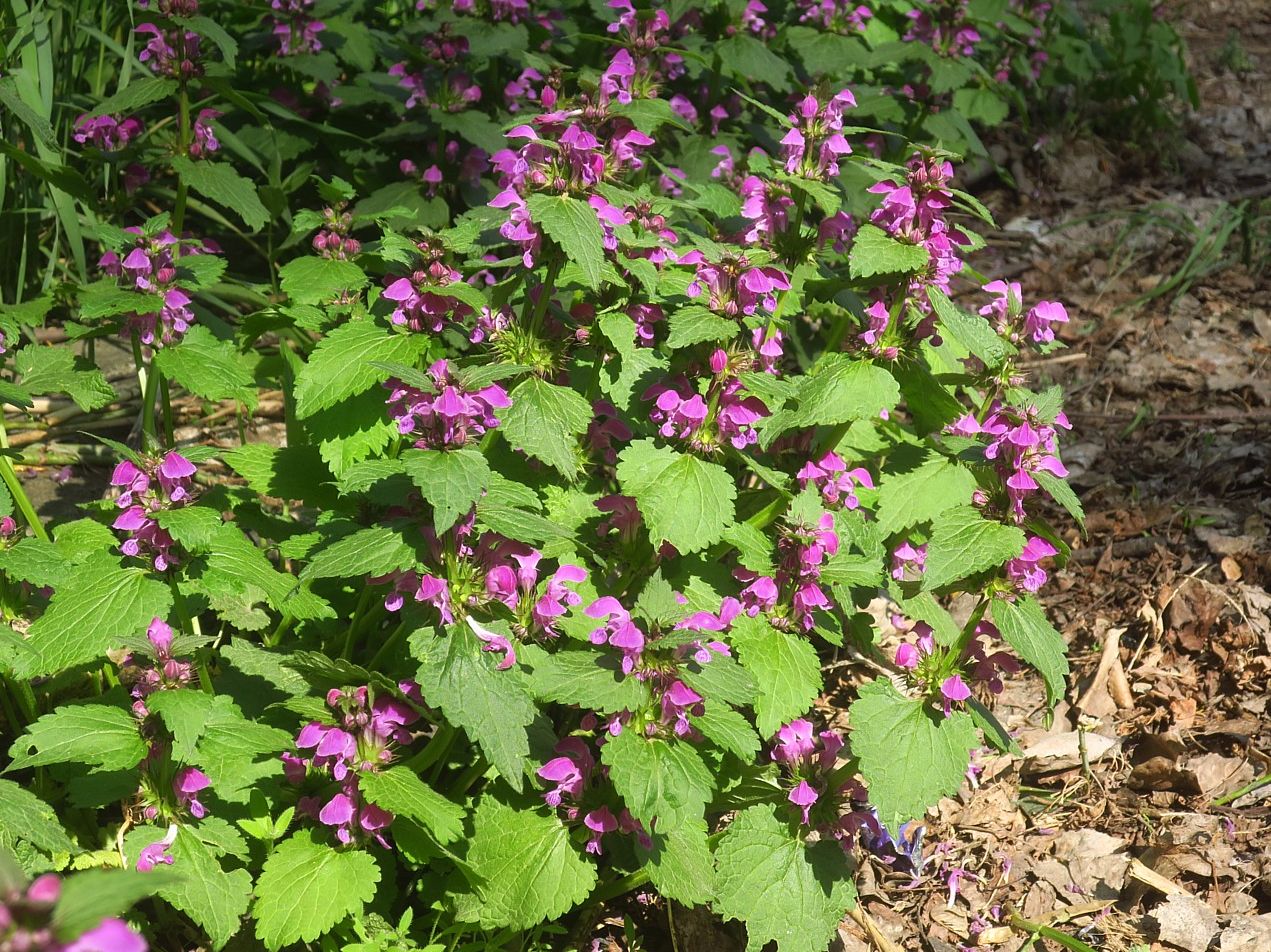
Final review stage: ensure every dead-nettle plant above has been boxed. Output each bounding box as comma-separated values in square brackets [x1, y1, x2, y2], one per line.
[0, 1, 1084, 950]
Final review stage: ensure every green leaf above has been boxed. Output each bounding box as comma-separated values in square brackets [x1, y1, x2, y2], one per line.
[525, 193, 604, 290]
[88, 77, 177, 117]
[294, 321, 427, 418]
[359, 766, 464, 845]
[196, 526, 331, 623]
[680, 653, 755, 708]
[524, 647, 648, 712]
[15, 345, 115, 411]
[301, 525, 416, 581]
[849, 224, 930, 279]
[52, 869, 179, 941]
[874, 449, 977, 535]
[15, 557, 172, 677]
[693, 705, 761, 761]
[761, 355, 900, 445]
[921, 505, 1025, 590]
[401, 448, 491, 533]
[733, 620, 822, 738]
[601, 728, 713, 827]
[157, 830, 252, 949]
[721, 521, 776, 575]
[501, 377, 592, 478]
[849, 679, 978, 831]
[8, 704, 146, 772]
[616, 440, 736, 554]
[463, 795, 597, 930]
[595, 312, 668, 410]
[412, 624, 536, 791]
[278, 256, 369, 307]
[252, 830, 380, 951]
[636, 819, 715, 906]
[665, 307, 738, 349]
[172, 157, 269, 231]
[178, 15, 238, 68]
[193, 695, 293, 802]
[1034, 469, 1086, 530]
[146, 689, 217, 761]
[966, 697, 1021, 756]
[154, 326, 256, 406]
[718, 34, 794, 90]
[953, 87, 1009, 126]
[927, 288, 1012, 370]
[714, 805, 856, 952]
[0, 779, 76, 854]
[77, 280, 166, 321]
[990, 596, 1069, 708]
[222, 443, 333, 505]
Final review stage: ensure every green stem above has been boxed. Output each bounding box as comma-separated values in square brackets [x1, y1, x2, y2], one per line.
[1213, 770, 1271, 807]
[159, 375, 175, 445]
[949, 595, 991, 659]
[367, 620, 408, 670]
[525, 256, 563, 338]
[447, 757, 489, 798]
[265, 612, 294, 649]
[172, 82, 191, 239]
[340, 587, 378, 660]
[140, 357, 161, 452]
[400, 723, 456, 775]
[0, 419, 49, 542]
[1006, 912, 1099, 952]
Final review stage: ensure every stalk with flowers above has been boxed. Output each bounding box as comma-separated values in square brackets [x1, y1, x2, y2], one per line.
[0, 1, 1090, 949]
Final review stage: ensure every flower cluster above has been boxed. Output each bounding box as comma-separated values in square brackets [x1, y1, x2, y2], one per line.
[780, 89, 856, 181]
[679, 250, 791, 319]
[797, 451, 874, 509]
[385, 360, 511, 449]
[894, 617, 1021, 714]
[796, 0, 872, 32]
[188, 109, 221, 159]
[135, 23, 202, 79]
[771, 718, 846, 825]
[949, 403, 1070, 521]
[536, 736, 648, 854]
[110, 453, 198, 571]
[119, 618, 196, 718]
[905, 0, 981, 58]
[736, 511, 839, 633]
[286, 685, 422, 846]
[485, 551, 587, 650]
[978, 280, 1069, 345]
[99, 227, 217, 347]
[271, 0, 325, 55]
[73, 114, 143, 151]
[312, 204, 361, 259]
[1, 873, 147, 952]
[381, 242, 473, 333]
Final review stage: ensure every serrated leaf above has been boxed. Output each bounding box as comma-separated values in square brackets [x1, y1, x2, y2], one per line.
[252, 831, 379, 950]
[714, 805, 856, 952]
[278, 256, 369, 307]
[927, 287, 1012, 370]
[501, 377, 592, 478]
[7, 704, 146, 772]
[636, 819, 715, 905]
[412, 625, 536, 791]
[595, 312, 668, 410]
[525, 193, 604, 290]
[15, 345, 115, 411]
[400, 447, 491, 533]
[874, 450, 977, 535]
[294, 321, 427, 418]
[196, 526, 331, 623]
[359, 767, 464, 845]
[762, 355, 900, 445]
[524, 647, 648, 712]
[616, 440, 736, 554]
[146, 689, 217, 762]
[733, 621, 822, 738]
[0, 779, 77, 854]
[665, 307, 738, 349]
[921, 505, 1025, 590]
[14, 557, 172, 677]
[693, 705, 761, 761]
[990, 596, 1069, 708]
[172, 157, 269, 231]
[157, 830, 252, 949]
[301, 525, 416, 581]
[679, 653, 755, 708]
[77, 280, 166, 321]
[850, 224, 930, 278]
[849, 678, 978, 831]
[1034, 469, 1085, 530]
[193, 695, 292, 802]
[222, 443, 333, 505]
[154, 326, 256, 406]
[718, 34, 794, 90]
[88, 77, 177, 117]
[602, 729, 714, 827]
[464, 795, 597, 930]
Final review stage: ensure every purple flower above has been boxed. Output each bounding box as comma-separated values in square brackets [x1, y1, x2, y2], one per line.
[188, 109, 221, 159]
[136, 826, 177, 871]
[1005, 536, 1058, 593]
[536, 737, 594, 807]
[891, 541, 927, 581]
[385, 360, 511, 449]
[73, 114, 143, 151]
[65, 919, 148, 952]
[583, 806, 618, 854]
[468, 617, 516, 670]
[789, 780, 819, 824]
[796, 452, 874, 509]
[173, 767, 211, 818]
[110, 453, 197, 570]
[586, 597, 645, 674]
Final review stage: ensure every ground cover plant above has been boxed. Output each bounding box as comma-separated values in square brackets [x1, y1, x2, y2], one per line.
[0, 1, 1136, 948]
